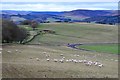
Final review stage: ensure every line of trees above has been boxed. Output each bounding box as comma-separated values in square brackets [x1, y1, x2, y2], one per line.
[2, 19, 29, 43]
[20, 20, 38, 30]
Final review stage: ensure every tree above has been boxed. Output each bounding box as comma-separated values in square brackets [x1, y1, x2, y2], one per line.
[30, 20, 38, 30]
[2, 19, 29, 43]
[20, 20, 31, 25]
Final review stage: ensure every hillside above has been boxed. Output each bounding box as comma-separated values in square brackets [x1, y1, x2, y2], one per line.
[62, 9, 117, 19]
[1, 9, 118, 24]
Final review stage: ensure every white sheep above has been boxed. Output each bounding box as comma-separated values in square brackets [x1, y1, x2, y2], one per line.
[7, 51, 11, 53]
[59, 59, 64, 63]
[76, 55, 80, 57]
[73, 59, 78, 63]
[68, 59, 72, 62]
[85, 62, 92, 66]
[46, 54, 50, 58]
[78, 60, 83, 63]
[43, 52, 47, 54]
[54, 59, 58, 62]
[15, 49, 18, 52]
[60, 54, 63, 56]
[83, 60, 87, 63]
[115, 60, 118, 62]
[62, 57, 65, 59]
[47, 59, 50, 61]
[98, 64, 104, 68]
[0, 48, 2, 51]
[66, 59, 69, 62]
[36, 58, 40, 61]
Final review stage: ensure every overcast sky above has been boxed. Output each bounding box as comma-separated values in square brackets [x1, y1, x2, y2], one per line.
[1, 1, 118, 11]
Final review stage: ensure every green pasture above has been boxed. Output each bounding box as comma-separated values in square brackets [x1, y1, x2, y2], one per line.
[77, 44, 119, 54]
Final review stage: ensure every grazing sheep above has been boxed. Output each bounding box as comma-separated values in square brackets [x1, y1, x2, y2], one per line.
[15, 49, 18, 52]
[73, 59, 78, 63]
[83, 60, 87, 63]
[59, 59, 64, 63]
[60, 54, 63, 56]
[115, 60, 118, 62]
[46, 54, 50, 58]
[0, 48, 2, 51]
[54, 59, 58, 62]
[66, 59, 69, 62]
[78, 60, 83, 63]
[76, 55, 80, 57]
[36, 58, 40, 61]
[85, 62, 92, 66]
[47, 59, 50, 61]
[43, 52, 47, 54]
[7, 51, 11, 53]
[68, 59, 72, 62]
[98, 64, 104, 68]
[62, 57, 65, 59]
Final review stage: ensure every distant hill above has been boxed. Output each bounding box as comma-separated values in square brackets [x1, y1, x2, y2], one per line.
[82, 15, 119, 25]
[1, 9, 119, 25]
[62, 9, 118, 19]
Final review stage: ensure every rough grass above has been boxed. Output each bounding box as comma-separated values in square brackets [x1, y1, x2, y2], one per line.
[27, 23, 118, 45]
[2, 44, 118, 78]
[2, 23, 118, 78]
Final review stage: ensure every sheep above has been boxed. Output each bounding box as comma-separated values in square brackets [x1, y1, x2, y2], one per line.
[36, 58, 40, 61]
[59, 59, 64, 63]
[83, 60, 87, 63]
[68, 59, 72, 62]
[78, 60, 83, 63]
[15, 49, 18, 52]
[0, 48, 2, 51]
[47, 59, 50, 61]
[66, 59, 69, 62]
[93, 61, 98, 66]
[76, 55, 80, 57]
[85, 62, 92, 66]
[60, 54, 63, 56]
[46, 54, 50, 58]
[54, 59, 58, 62]
[7, 51, 11, 53]
[62, 57, 65, 59]
[115, 60, 118, 62]
[85, 61, 92, 66]
[71, 59, 74, 62]
[43, 52, 47, 54]
[73, 59, 78, 63]
[98, 64, 104, 68]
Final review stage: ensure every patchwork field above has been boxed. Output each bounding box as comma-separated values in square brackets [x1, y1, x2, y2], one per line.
[2, 23, 118, 78]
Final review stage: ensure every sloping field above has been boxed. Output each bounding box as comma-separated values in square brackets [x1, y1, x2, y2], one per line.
[28, 23, 118, 45]
[2, 23, 118, 78]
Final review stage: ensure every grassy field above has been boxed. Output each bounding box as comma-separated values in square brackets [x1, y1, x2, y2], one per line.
[26, 23, 118, 45]
[77, 44, 119, 54]
[2, 23, 118, 78]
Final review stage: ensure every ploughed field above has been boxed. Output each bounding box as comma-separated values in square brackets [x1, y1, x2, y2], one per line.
[2, 23, 118, 78]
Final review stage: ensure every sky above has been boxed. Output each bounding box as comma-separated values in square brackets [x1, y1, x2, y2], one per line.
[1, 0, 118, 11]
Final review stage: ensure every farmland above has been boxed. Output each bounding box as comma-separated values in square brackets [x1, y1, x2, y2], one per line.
[2, 23, 118, 78]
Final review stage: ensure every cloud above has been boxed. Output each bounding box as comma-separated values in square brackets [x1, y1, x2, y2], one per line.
[1, 0, 119, 2]
[1, 2, 118, 11]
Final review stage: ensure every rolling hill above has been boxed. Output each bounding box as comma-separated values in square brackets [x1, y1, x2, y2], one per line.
[1, 9, 118, 24]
